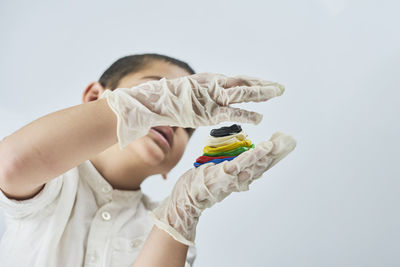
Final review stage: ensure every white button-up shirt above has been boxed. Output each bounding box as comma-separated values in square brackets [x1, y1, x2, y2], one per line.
[0, 160, 197, 267]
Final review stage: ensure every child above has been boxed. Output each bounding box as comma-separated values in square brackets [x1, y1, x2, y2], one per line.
[0, 53, 296, 267]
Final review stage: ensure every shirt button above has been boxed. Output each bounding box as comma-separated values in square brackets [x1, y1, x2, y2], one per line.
[101, 211, 111, 221]
[130, 239, 143, 248]
[102, 186, 112, 193]
[89, 254, 96, 262]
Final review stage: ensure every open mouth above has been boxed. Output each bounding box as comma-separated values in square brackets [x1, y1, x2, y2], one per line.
[150, 126, 174, 148]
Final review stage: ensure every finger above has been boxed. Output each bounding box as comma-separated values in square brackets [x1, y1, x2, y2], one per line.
[238, 132, 297, 181]
[225, 75, 280, 88]
[222, 153, 274, 193]
[188, 72, 228, 85]
[245, 156, 274, 181]
[196, 161, 216, 170]
[222, 141, 273, 176]
[268, 132, 297, 168]
[213, 106, 263, 125]
[223, 83, 285, 105]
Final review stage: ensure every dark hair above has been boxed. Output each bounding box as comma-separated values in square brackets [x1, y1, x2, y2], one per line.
[99, 53, 196, 137]
[99, 53, 195, 90]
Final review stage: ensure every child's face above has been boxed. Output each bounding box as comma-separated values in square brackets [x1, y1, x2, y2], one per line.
[110, 60, 193, 174]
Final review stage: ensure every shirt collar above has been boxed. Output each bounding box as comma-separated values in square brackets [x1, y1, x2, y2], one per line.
[77, 160, 143, 207]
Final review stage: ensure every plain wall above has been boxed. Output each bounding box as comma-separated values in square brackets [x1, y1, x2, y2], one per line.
[1, 0, 399, 266]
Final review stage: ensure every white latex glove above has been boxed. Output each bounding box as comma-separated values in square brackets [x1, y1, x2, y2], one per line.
[148, 131, 297, 246]
[99, 72, 285, 149]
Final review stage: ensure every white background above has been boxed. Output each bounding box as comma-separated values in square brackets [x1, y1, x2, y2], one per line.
[1, 0, 399, 266]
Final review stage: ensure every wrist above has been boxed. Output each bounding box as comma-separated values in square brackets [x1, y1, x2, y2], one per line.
[99, 88, 151, 149]
[148, 210, 197, 246]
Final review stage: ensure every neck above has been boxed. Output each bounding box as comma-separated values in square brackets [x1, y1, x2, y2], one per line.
[89, 145, 154, 191]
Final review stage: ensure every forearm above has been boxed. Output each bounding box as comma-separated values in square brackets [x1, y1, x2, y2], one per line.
[0, 98, 118, 199]
[133, 226, 189, 267]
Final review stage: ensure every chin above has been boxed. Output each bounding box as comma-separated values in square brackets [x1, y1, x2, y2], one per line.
[128, 136, 167, 166]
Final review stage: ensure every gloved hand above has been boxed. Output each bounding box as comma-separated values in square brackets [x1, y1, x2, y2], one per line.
[99, 72, 285, 149]
[148, 131, 297, 246]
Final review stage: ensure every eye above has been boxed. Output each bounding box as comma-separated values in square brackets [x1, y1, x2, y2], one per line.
[171, 126, 195, 137]
[184, 127, 195, 137]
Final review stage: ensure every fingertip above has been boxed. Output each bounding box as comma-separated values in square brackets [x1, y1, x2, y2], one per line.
[251, 113, 263, 125]
[276, 83, 285, 96]
[288, 136, 297, 152]
[271, 131, 284, 140]
[269, 132, 297, 155]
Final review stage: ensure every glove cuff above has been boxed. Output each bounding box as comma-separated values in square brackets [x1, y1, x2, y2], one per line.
[148, 210, 196, 247]
[100, 89, 148, 150]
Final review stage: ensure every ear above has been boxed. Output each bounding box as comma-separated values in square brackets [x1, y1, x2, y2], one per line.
[81, 82, 106, 103]
[161, 173, 168, 180]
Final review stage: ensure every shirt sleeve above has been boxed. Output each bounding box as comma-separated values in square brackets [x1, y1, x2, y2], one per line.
[0, 175, 63, 219]
[142, 193, 197, 266]
[185, 244, 197, 267]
